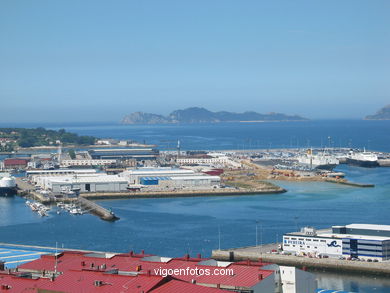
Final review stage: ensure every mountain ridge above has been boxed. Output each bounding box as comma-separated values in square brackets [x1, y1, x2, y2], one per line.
[122, 107, 308, 124]
[365, 105, 390, 120]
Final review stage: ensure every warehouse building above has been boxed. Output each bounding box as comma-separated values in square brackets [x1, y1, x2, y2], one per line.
[3, 158, 29, 170]
[27, 169, 97, 185]
[120, 167, 196, 184]
[177, 152, 241, 168]
[43, 174, 128, 193]
[283, 224, 390, 261]
[89, 148, 159, 161]
[139, 175, 221, 190]
[60, 159, 117, 167]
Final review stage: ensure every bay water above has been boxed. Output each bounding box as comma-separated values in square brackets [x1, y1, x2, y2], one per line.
[1, 120, 389, 292]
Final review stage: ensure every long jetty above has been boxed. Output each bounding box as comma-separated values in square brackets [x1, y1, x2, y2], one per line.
[77, 197, 119, 221]
[212, 246, 390, 276]
[77, 187, 286, 200]
[325, 179, 375, 188]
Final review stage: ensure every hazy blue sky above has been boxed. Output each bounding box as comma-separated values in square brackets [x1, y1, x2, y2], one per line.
[1, 0, 389, 122]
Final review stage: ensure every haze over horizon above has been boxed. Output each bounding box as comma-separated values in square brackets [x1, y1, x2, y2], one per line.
[1, 0, 389, 123]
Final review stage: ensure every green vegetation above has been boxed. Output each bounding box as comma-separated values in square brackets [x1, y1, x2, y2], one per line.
[0, 141, 16, 152]
[0, 127, 97, 148]
[68, 149, 76, 159]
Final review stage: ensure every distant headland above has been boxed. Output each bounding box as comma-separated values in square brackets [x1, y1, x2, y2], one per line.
[121, 107, 308, 124]
[365, 105, 390, 120]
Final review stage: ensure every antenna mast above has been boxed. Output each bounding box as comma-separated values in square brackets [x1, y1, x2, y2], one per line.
[177, 139, 181, 161]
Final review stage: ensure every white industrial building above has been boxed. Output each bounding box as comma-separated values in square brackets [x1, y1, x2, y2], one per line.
[60, 159, 117, 167]
[120, 167, 221, 190]
[177, 152, 241, 168]
[120, 167, 196, 184]
[283, 224, 390, 261]
[27, 169, 97, 184]
[34, 173, 106, 189]
[278, 266, 317, 293]
[138, 175, 221, 190]
[44, 175, 128, 193]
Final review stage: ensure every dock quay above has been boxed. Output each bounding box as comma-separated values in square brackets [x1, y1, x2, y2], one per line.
[77, 197, 119, 221]
[212, 246, 390, 276]
[15, 177, 35, 195]
[78, 187, 286, 200]
[15, 178, 51, 203]
[378, 159, 390, 167]
[325, 179, 375, 188]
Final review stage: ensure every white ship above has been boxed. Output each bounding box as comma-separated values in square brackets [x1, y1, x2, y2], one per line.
[346, 150, 379, 167]
[297, 150, 339, 170]
[0, 173, 17, 196]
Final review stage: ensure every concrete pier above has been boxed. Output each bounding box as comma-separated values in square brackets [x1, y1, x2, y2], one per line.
[378, 159, 390, 167]
[15, 178, 51, 203]
[77, 196, 119, 221]
[325, 179, 375, 187]
[78, 187, 286, 200]
[212, 246, 390, 276]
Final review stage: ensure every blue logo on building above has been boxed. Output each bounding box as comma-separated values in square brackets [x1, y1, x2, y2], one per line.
[327, 241, 341, 248]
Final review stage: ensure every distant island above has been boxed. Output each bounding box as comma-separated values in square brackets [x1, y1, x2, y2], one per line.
[365, 105, 390, 120]
[121, 107, 307, 124]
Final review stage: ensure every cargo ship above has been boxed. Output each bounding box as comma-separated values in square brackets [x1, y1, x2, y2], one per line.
[0, 173, 17, 196]
[297, 149, 339, 170]
[346, 150, 379, 167]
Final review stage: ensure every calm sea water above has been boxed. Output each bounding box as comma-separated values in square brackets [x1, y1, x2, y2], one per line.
[1, 120, 390, 292]
[2, 119, 388, 151]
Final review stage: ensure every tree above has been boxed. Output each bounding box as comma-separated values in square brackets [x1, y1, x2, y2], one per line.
[68, 149, 76, 159]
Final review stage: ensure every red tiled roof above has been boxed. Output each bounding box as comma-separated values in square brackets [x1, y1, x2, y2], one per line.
[151, 279, 231, 293]
[0, 270, 165, 293]
[4, 158, 29, 166]
[17, 251, 275, 290]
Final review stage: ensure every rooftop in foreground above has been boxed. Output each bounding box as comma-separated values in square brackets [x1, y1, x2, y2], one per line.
[0, 249, 276, 293]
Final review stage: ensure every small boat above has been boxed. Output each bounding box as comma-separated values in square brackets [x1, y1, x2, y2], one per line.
[69, 208, 83, 215]
[38, 209, 47, 217]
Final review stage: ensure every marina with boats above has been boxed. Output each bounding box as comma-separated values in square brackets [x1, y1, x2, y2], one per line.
[25, 200, 86, 217]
